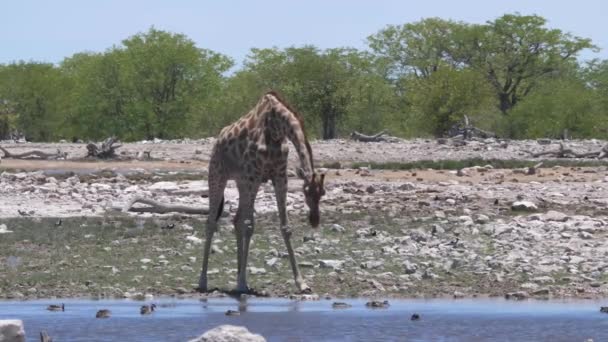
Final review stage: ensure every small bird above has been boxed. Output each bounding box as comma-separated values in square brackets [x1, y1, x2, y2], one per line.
[411, 313, 421, 321]
[55, 219, 62, 227]
[365, 300, 389, 308]
[332, 302, 352, 309]
[225, 310, 240, 316]
[96, 309, 111, 318]
[46, 304, 64, 312]
[140, 303, 157, 315]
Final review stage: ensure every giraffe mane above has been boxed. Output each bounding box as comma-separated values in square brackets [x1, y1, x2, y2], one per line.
[265, 90, 315, 170]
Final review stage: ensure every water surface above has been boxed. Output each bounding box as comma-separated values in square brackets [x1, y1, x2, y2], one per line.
[1, 298, 607, 341]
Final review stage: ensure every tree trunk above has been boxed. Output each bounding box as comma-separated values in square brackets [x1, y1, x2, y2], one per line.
[322, 112, 337, 140]
[499, 92, 513, 114]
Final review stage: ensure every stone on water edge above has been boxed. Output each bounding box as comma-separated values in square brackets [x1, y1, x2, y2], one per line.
[188, 324, 266, 342]
[0, 320, 26, 342]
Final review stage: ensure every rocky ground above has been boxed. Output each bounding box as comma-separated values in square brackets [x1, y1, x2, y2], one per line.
[1, 138, 608, 301]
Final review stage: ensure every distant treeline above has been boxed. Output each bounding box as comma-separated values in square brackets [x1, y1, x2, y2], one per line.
[1, 14, 607, 142]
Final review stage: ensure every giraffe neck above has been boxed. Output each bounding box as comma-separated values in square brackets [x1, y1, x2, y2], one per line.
[265, 94, 315, 180]
[289, 127, 314, 180]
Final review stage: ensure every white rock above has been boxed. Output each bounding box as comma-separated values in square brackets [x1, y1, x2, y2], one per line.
[398, 182, 416, 191]
[361, 260, 384, 269]
[330, 224, 345, 233]
[475, 214, 490, 224]
[542, 210, 569, 222]
[91, 183, 113, 192]
[149, 181, 179, 192]
[319, 260, 345, 269]
[190, 324, 266, 342]
[186, 235, 203, 244]
[0, 224, 13, 234]
[140, 258, 152, 264]
[124, 185, 139, 193]
[403, 261, 418, 274]
[511, 201, 538, 212]
[250, 267, 266, 275]
[265, 258, 279, 267]
[0, 319, 25, 342]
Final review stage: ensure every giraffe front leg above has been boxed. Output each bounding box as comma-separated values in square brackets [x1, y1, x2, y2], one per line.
[274, 173, 311, 294]
[280, 226, 311, 293]
[237, 218, 254, 293]
[198, 220, 217, 292]
[233, 209, 244, 290]
[235, 184, 259, 294]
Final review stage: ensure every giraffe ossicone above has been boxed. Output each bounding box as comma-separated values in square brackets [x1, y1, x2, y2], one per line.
[198, 91, 325, 294]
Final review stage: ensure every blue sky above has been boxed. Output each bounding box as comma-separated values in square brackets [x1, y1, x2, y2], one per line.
[1, 0, 607, 67]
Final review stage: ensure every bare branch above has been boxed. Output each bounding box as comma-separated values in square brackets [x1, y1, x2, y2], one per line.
[0, 146, 67, 160]
[123, 197, 209, 215]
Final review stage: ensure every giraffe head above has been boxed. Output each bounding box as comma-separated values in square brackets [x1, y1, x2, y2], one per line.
[297, 169, 325, 228]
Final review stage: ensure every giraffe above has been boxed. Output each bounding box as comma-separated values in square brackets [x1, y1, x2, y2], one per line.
[198, 91, 326, 294]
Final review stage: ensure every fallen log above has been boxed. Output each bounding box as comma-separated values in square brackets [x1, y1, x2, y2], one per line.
[525, 142, 608, 159]
[350, 130, 397, 142]
[122, 197, 209, 215]
[0, 146, 67, 160]
[86, 137, 122, 159]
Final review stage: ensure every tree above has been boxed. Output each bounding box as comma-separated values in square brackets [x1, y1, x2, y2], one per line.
[367, 18, 466, 80]
[509, 76, 602, 138]
[121, 28, 232, 139]
[58, 28, 233, 141]
[0, 65, 14, 139]
[239, 46, 397, 139]
[0, 62, 64, 141]
[469, 14, 595, 113]
[59, 51, 132, 140]
[408, 68, 497, 136]
[368, 14, 595, 115]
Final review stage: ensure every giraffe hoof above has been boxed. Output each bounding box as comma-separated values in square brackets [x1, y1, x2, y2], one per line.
[297, 284, 312, 294]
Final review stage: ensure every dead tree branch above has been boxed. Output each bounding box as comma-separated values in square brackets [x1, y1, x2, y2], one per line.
[0, 146, 67, 160]
[448, 115, 497, 140]
[86, 137, 122, 159]
[350, 130, 391, 142]
[122, 197, 209, 214]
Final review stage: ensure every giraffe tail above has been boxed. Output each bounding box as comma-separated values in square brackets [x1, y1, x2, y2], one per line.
[215, 196, 224, 221]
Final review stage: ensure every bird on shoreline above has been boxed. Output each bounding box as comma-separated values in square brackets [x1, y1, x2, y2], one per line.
[332, 302, 352, 309]
[46, 304, 64, 312]
[96, 309, 111, 318]
[225, 310, 240, 316]
[365, 300, 390, 308]
[140, 303, 157, 315]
